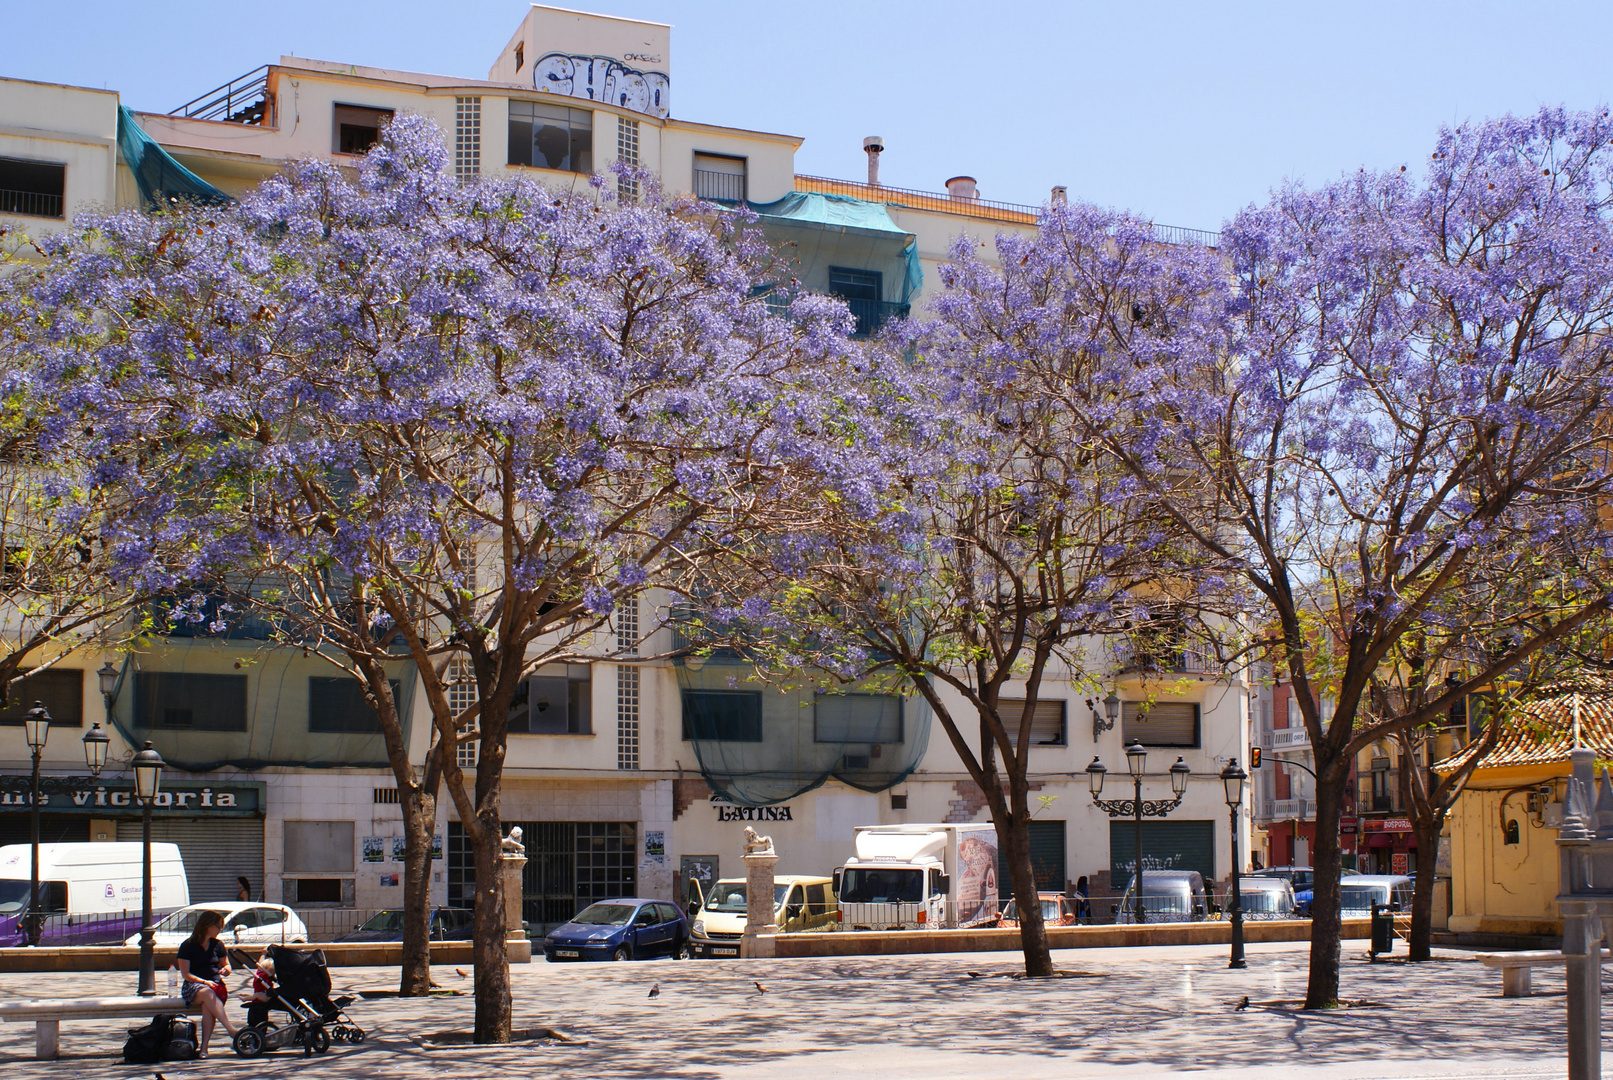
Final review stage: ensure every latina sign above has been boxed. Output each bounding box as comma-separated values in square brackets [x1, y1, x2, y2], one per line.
[717, 804, 794, 822]
[0, 776, 264, 816]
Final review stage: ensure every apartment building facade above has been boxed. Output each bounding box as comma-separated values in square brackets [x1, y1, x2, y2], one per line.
[0, 5, 1243, 931]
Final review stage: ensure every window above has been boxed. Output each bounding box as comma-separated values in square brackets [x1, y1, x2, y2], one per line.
[454, 97, 482, 179]
[618, 118, 640, 200]
[308, 677, 398, 733]
[134, 672, 248, 731]
[509, 665, 592, 734]
[290, 879, 345, 905]
[682, 690, 763, 742]
[283, 820, 355, 873]
[508, 101, 592, 172]
[0, 668, 83, 727]
[814, 694, 902, 744]
[446, 658, 477, 768]
[890, 793, 908, 810]
[514, 42, 525, 71]
[617, 665, 640, 770]
[1000, 698, 1067, 747]
[616, 595, 640, 656]
[0, 156, 65, 219]
[693, 153, 746, 202]
[805, 882, 829, 915]
[373, 787, 399, 804]
[828, 267, 884, 338]
[1120, 701, 1200, 748]
[332, 104, 394, 156]
[655, 902, 680, 924]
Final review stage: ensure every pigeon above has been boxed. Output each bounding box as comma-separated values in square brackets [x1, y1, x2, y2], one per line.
[753, 980, 767, 994]
[965, 971, 986, 979]
[648, 982, 660, 999]
[455, 968, 468, 978]
[156, 1074, 167, 1080]
[1234, 995, 1250, 1011]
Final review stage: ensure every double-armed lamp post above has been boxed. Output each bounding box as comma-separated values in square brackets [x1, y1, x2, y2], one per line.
[21, 702, 112, 947]
[1086, 741, 1189, 925]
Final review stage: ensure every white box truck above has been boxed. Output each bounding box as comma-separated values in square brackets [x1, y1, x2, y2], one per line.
[0, 842, 189, 946]
[834, 823, 999, 931]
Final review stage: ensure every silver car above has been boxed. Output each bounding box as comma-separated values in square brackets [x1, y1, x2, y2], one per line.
[1338, 875, 1414, 917]
[1114, 870, 1209, 924]
[1224, 876, 1299, 920]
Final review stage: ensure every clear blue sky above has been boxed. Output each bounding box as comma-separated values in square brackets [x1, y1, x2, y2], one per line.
[9, 1, 1610, 231]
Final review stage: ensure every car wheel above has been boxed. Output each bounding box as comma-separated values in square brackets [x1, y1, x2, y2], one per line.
[671, 939, 691, 960]
[233, 1028, 265, 1058]
[293, 938, 306, 944]
[613, 945, 632, 962]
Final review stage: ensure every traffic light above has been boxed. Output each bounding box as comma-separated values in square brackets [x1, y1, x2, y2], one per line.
[1249, 746, 1263, 769]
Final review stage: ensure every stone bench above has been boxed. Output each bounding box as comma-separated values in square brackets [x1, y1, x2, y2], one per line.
[1476, 949, 1609, 997]
[0, 995, 198, 1060]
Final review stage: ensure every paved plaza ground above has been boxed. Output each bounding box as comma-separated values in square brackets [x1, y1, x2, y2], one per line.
[0, 941, 1592, 1078]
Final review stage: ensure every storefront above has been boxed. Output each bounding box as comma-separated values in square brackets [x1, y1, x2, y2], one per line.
[1361, 816, 1416, 875]
[0, 774, 266, 903]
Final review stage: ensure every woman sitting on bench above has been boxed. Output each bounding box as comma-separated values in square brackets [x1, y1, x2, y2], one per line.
[176, 910, 237, 1058]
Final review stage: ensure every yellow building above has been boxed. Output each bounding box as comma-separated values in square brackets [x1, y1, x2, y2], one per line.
[1436, 682, 1613, 942]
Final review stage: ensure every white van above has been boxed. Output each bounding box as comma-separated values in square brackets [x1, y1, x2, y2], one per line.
[0, 842, 190, 946]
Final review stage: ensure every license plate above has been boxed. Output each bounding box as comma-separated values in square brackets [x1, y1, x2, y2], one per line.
[557, 949, 579, 957]
[713, 948, 738, 956]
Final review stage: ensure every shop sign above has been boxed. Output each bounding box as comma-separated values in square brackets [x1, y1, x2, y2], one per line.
[1338, 816, 1358, 832]
[1362, 817, 1413, 833]
[0, 776, 264, 816]
[716, 804, 794, 822]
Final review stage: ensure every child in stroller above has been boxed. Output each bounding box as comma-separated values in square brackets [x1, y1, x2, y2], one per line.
[230, 944, 364, 1057]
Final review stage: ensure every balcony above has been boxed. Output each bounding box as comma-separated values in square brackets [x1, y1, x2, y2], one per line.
[693, 168, 747, 203]
[1261, 727, 1312, 754]
[1270, 798, 1312, 822]
[0, 188, 63, 220]
[1116, 643, 1222, 677]
[842, 298, 909, 339]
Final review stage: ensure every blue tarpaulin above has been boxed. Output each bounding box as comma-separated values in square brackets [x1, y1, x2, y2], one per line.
[117, 107, 233, 210]
[748, 191, 922, 303]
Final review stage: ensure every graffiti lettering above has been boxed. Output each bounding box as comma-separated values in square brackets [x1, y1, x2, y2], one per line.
[533, 52, 670, 118]
[717, 805, 793, 822]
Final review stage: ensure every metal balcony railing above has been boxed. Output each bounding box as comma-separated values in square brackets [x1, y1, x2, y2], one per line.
[171, 65, 272, 125]
[0, 188, 63, 219]
[839, 297, 910, 338]
[693, 168, 746, 203]
[1262, 727, 1312, 753]
[1118, 644, 1222, 676]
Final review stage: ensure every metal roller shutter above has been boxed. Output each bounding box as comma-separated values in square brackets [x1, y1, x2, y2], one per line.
[117, 818, 264, 904]
[995, 819, 1068, 893]
[1109, 819, 1215, 884]
[1121, 702, 1200, 747]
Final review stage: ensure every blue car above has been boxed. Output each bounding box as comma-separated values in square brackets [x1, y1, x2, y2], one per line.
[543, 898, 691, 962]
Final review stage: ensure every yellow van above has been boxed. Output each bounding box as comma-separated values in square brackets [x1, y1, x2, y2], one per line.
[689, 875, 838, 958]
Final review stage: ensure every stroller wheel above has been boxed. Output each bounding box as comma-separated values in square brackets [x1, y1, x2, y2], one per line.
[305, 1027, 331, 1055]
[233, 1028, 265, 1058]
[347, 1026, 365, 1044]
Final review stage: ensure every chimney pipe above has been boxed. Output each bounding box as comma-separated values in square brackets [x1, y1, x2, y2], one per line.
[1051, 185, 1068, 207]
[864, 136, 884, 187]
[945, 176, 979, 202]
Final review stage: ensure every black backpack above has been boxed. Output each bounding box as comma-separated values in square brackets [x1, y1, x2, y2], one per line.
[122, 1016, 171, 1064]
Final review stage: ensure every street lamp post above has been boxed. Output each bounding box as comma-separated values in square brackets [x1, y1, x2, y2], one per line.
[1222, 758, 1249, 970]
[131, 741, 165, 995]
[22, 703, 49, 947]
[1087, 741, 1191, 924]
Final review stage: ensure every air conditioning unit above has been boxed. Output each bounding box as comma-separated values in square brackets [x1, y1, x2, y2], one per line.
[843, 754, 871, 770]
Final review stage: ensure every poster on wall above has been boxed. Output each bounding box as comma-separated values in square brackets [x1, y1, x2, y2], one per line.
[1391, 852, 1409, 876]
[644, 831, 665, 865]
[431, 834, 443, 861]
[391, 837, 407, 862]
[362, 836, 386, 863]
[379, 873, 399, 887]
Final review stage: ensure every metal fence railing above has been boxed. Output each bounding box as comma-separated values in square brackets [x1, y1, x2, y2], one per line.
[0, 188, 64, 220]
[171, 66, 272, 125]
[693, 169, 746, 203]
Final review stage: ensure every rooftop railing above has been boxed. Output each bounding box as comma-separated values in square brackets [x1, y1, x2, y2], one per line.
[171, 65, 272, 125]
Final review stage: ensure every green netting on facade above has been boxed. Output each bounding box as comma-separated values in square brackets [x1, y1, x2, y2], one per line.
[103, 645, 416, 773]
[747, 192, 923, 305]
[117, 107, 232, 210]
[675, 654, 930, 806]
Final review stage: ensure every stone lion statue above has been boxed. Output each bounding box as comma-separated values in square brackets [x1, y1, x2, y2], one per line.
[743, 826, 774, 856]
[502, 826, 525, 855]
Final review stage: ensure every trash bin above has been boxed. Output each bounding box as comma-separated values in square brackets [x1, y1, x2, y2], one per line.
[1370, 902, 1393, 958]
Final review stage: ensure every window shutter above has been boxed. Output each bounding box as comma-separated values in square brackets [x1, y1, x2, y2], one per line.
[1001, 699, 1066, 747]
[1121, 701, 1199, 747]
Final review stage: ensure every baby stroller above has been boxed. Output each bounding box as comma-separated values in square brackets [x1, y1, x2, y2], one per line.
[230, 944, 364, 1057]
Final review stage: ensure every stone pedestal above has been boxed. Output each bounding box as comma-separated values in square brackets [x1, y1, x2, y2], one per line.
[502, 853, 532, 963]
[740, 851, 779, 959]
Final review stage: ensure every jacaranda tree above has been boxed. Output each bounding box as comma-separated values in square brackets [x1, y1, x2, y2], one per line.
[17, 116, 859, 1039]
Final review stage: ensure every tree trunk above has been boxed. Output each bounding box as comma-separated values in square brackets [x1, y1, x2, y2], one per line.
[397, 788, 437, 996]
[1303, 773, 1345, 1009]
[470, 807, 511, 1043]
[1407, 819, 1441, 962]
[994, 811, 1053, 977]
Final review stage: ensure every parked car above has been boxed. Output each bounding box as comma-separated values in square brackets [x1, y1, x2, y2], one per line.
[334, 907, 474, 942]
[1113, 871, 1209, 924]
[1338, 875, 1414, 918]
[124, 902, 308, 947]
[1249, 865, 1360, 916]
[1223, 876, 1299, 920]
[995, 892, 1082, 929]
[689, 875, 837, 958]
[543, 898, 690, 962]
